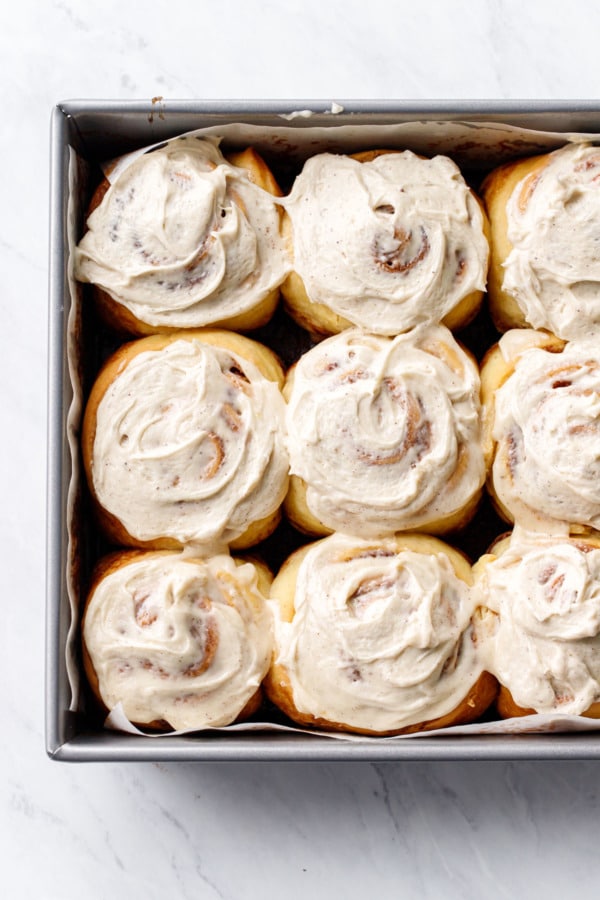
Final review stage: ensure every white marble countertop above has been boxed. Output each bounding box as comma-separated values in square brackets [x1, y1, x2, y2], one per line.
[4, 1, 600, 896]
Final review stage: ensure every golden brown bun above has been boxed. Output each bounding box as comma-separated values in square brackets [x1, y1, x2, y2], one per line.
[265, 533, 498, 736]
[480, 153, 551, 333]
[281, 149, 489, 338]
[282, 336, 485, 539]
[495, 686, 538, 720]
[82, 549, 272, 730]
[283, 470, 483, 540]
[86, 147, 284, 336]
[226, 147, 283, 197]
[283, 474, 333, 538]
[82, 329, 286, 551]
[474, 531, 600, 721]
[266, 658, 497, 737]
[496, 684, 600, 720]
[479, 332, 588, 528]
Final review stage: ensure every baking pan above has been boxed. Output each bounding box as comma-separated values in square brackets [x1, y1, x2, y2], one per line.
[47, 99, 600, 761]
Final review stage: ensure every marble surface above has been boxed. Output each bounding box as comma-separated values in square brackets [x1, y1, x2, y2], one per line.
[3, 1, 600, 897]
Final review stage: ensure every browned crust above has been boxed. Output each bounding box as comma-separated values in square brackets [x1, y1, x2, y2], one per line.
[495, 685, 538, 719]
[265, 663, 498, 737]
[82, 147, 285, 336]
[93, 284, 281, 338]
[226, 146, 284, 197]
[82, 549, 272, 730]
[496, 685, 600, 721]
[281, 148, 489, 338]
[265, 533, 497, 735]
[81, 329, 286, 550]
[480, 152, 552, 333]
[87, 176, 112, 217]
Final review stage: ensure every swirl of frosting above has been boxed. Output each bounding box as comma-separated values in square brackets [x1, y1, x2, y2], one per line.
[476, 533, 600, 714]
[285, 325, 485, 536]
[283, 151, 488, 334]
[73, 136, 290, 328]
[83, 553, 273, 730]
[88, 336, 289, 547]
[492, 335, 600, 530]
[270, 534, 484, 732]
[502, 142, 600, 340]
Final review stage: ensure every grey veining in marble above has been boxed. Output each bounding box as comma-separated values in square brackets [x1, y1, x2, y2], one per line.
[6, 758, 600, 898]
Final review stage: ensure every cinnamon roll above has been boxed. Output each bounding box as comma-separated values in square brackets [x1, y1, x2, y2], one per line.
[283, 325, 486, 538]
[82, 550, 273, 730]
[482, 142, 600, 339]
[82, 330, 289, 551]
[281, 149, 489, 337]
[265, 532, 497, 735]
[473, 530, 600, 719]
[481, 329, 600, 532]
[73, 136, 290, 334]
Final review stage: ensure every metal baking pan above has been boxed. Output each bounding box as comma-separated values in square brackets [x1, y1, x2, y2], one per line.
[47, 99, 600, 761]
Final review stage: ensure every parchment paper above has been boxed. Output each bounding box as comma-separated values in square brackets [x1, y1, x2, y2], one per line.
[66, 116, 600, 740]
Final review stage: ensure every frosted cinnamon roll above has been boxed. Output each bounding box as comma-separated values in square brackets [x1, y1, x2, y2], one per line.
[284, 325, 486, 538]
[265, 533, 497, 735]
[82, 550, 273, 730]
[73, 136, 290, 334]
[481, 329, 600, 532]
[82, 330, 289, 551]
[482, 142, 600, 339]
[281, 149, 489, 337]
[473, 530, 600, 718]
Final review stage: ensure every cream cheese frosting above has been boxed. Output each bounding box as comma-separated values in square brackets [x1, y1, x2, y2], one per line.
[492, 335, 600, 531]
[90, 337, 289, 547]
[73, 136, 290, 328]
[475, 531, 600, 715]
[83, 554, 273, 730]
[270, 534, 484, 732]
[285, 325, 485, 536]
[502, 142, 600, 340]
[283, 150, 489, 334]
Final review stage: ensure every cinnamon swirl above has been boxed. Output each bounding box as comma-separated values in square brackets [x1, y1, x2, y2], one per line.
[82, 550, 273, 730]
[82, 330, 289, 551]
[73, 136, 290, 334]
[482, 142, 600, 339]
[481, 329, 600, 532]
[265, 532, 497, 735]
[283, 325, 486, 538]
[281, 149, 489, 337]
[473, 530, 600, 719]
